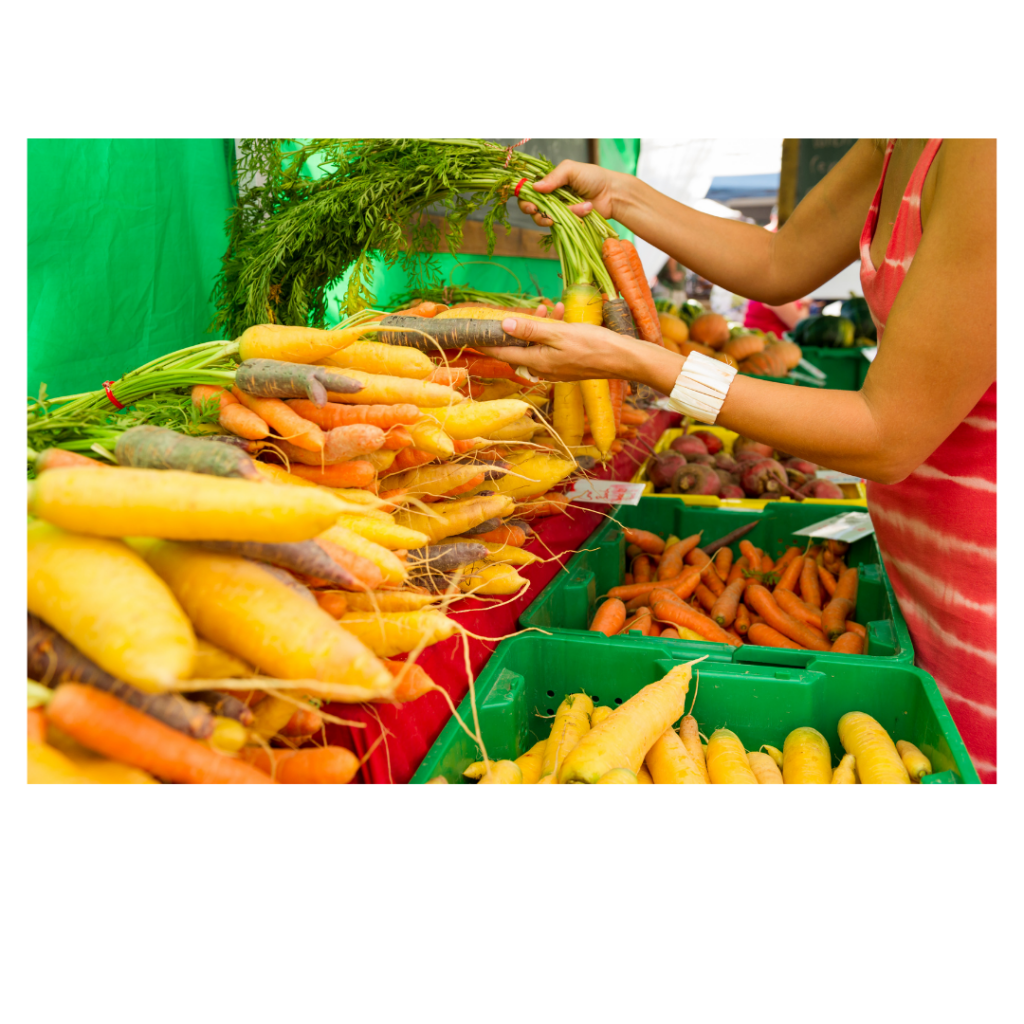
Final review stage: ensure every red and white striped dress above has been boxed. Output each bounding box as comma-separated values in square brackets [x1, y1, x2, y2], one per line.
[860, 139, 997, 782]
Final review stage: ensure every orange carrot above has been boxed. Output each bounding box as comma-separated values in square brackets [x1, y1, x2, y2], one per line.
[424, 366, 468, 387]
[694, 583, 717, 613]
[28, 707, 47, 742]
[775, 554, 805, 594]
[391, 447, 436, 472]
[191, 383, 236, 411]
[46, 683, 273, 784]
[220, 402, 271, 440]
[591, 598, 627, 636]
[822, 567, 859, 639]
[315, 591, 349, 618]
[744, 585, 830, 652]
[817, 564, 838, 598]
[281, 705, 323, 737]
[800, 557, 823, 609]
[621, 607, 655, 636]
[608, 378, 626, 434]
[830, 631, 865, 655]
[713, 546, 733, 579]
[607, 570, 696, 602]
[773, 546, 802, 574]
[845, 620, 867, 638]
[658, 533, 704, 580]
[285, 460, 376, 488]
[233, 387, 325, 452]
[633, 555, 653, 584]
[316, 538, 385, 590]
[34, 448, 109, 473]
[711, 577, 746, 627]
[515, 492, 571, 520]
[623, 527, 665, 554]
[760, 553, 775, 574]
[624, 572, 635, 586]
[242, 746, 359, 784]
[286, 400, 421, 430]
[685, 547, 726, 596]
[381, 426, 414, 450]
[734, 604, 751, 636]
[727, 555, 750, 586]
[444, 471, 486, 496]
[774, 587, 824, 630]
[652, 600, 743, 647]
[747, 623, 803, 649]
[381, 659, 437, 703]
[470, 524, 526, 547]
[739, 539, 760, 575]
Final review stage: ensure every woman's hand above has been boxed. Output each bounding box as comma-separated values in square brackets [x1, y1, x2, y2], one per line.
[517, 160, 628, 226]
[476, 316, 684, 388]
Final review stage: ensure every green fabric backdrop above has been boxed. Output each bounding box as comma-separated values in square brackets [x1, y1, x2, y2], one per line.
[27, 139, 235, 399]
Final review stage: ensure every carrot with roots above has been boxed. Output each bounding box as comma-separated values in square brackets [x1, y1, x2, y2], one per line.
[601, 238, 662, 345]
[232, 387, 325, 451]
[541, 693, 594, 780]
[33, 448, 108, 473]
[115, 425, 263, 480]
[747, 750, 784, 784]
[280, 460, 377, 488]
[47, 683, 273, 784]
[236, 323, 363, 364]
[831, 753, 857, 783]
[318, 340, 435, 379]
[623, 528, 666, 554]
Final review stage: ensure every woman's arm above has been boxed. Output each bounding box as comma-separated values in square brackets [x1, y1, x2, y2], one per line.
[487, 142, 996, 484]
[520, 140, 885, 304]
[764, 300, 808, 330]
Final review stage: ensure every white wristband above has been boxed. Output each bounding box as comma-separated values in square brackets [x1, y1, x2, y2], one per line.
[667, 351, 737, 425]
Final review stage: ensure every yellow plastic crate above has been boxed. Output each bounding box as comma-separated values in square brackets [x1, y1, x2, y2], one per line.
[631, 427, 867, 508]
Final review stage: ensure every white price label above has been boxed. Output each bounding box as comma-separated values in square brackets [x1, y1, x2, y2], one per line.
[861, 346, 878, 362]
[815, 470, 864, 485]
[791, 511, 875, 543]
[567, 480, 646, 506]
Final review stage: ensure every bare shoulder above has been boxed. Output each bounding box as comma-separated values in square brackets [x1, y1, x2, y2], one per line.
[929, 140, 996, 231]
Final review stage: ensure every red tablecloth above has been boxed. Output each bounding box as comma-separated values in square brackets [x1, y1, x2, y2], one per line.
[324, 408, 679, 783]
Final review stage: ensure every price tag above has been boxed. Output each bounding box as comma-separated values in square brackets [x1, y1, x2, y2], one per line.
[567, 480, 646, 506]
[861, 346, 878, 362]
[791, 511, 875, 543]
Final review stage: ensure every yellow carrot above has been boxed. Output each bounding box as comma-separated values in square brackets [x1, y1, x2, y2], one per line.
[596, 767, 639, 783]
[236, 323, 363, 364]
[407, 418, 455, 458]
[552, 382, 585, 448]
[418, 399, 532, 441]
[318, 524, 408, 587]
[515, 738, 549, 784]
[896, 739, 932, 782]
[747, 750, 784, 784]
[782, 726, 833, 784]
[190, 638, 255, 679]
[318, 340, 435, 379]
[27, 522, 196, 691]
[590, 706, 614, 727]
[457, 561, 527, 595]
[333, 514, 430, 551]
[579, 379, 615, 456]
[541, 693, 594, 779]
[761, 744, 784, 770]
[838, 712, 910, 784]
[646, 728, 708, 783]
[831, 753, 857, 784]
[337, 610, 459, 657]
[327, 369, 465, 407]
[478, 760, 523, 784]
[705, 729, 758, 784]
[490, 453, 576, 500]
[678, 715, 711, 783]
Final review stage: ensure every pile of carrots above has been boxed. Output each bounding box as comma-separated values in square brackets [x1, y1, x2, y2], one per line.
[589, 524, 867, 655]
[31, 304, 658, 784]
[445, 665, 929, 784]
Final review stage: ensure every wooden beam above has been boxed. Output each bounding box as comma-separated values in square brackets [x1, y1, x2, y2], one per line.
[404, 214, 558, 260]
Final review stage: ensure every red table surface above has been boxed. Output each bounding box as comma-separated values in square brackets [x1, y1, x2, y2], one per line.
[323, 408, 680, 783]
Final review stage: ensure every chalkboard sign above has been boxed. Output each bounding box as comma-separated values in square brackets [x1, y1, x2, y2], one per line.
[778, 139, 858, 224]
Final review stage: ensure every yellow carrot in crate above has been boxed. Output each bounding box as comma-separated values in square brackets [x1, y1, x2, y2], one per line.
[491, 453, 575, 500]
[237, 323, 362, 364]
[457, 561, 527, 596]
[318, 524, 408, 587]
[579, 379, 616, 456]
[27, 522, 196, 691]
[761, 744, 784, 770]
[318, 340, 434, 379]
[515, 738, 548, 784]
[590, 706, 614, 727]
[636, 763, 654, 783]
[705, 729, 758, 784]
[338, 610, 459, 657]
[747, 750, 784, 784]
[418, 399, 532, 441]
[678, 715, 711, 783]
[542, 693, 594, 779]
[896, 740, 932, 782]
[327, 369, 464, 407]
[29, 467, 353, 543]
[143, 542, 395, 698]
[596, 768, 639, 783]
[646, 728, 708, 784]
[476, 541, 540, 566]
[478, 760, 523, 784]
[552, 382, 585, 448]
[831, 753, 857, 783]
[782, 727, 833, 784]
[558, 663, 693, 783]
[837, 712, 910, 784]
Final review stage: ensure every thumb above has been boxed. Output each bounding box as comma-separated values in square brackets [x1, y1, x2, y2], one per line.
[532, 159, 574, 194]
[501, 316, 559, 344]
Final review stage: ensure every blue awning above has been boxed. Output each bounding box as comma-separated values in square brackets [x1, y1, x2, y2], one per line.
[705, 173, 780, 202]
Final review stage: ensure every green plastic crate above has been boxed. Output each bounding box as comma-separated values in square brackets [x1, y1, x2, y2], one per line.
[410, 633, 978, 784]
[519, 498, 914, 668]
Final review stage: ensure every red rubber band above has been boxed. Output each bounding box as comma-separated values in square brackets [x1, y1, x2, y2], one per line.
[103, 381, 125, 410]
[514, 178, 527, 197]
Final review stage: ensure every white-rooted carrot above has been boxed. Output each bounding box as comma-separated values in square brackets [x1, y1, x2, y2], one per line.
[558, 663, 693, 783]
[478, 760, 523, 784]
[143, 542, 395, 699]
[29, 467, 353, 543]
[28, 522, 196, 691]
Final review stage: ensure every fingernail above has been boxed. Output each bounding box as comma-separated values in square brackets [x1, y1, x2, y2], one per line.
[502, 318, 516, 332]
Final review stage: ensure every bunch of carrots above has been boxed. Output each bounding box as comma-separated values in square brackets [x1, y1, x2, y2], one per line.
[441, 666, 929, 784]
[589, 523, 866, 655]
[31, 298, 665, 784]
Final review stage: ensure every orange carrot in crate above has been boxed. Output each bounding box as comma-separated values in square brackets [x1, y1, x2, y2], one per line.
[694, 583, 717, 613]
[652, 600, 743, 647]
[760, 553, 775, 574]
[845, 620, 866, 638]
[619, 406, 649, 426]
[47, 683, 273, 784]
[633, 555, 653, 584]
[686, 548, 726, 596]
[734, 604, 751, 635]
[817, 564, 838, 597]
[607, 570, 696, 602]
[727, 555, 750, 586]
[775, 554, 805, 593]
[621, 607, 655, 636]
[622, 528, 665, 554]
[233, 387, 325, 451]
[800, 558, 823, 609]
[287, 400, 422, 430]
[774, 587, 824, 630]
[316, 539, 385, 590]
[713, 546, 733, 579]
[773, 546, 802, 574]
[591, 598, 627, 636]
[658, 533, 703, 580]
[242, 746, 359, 784]
[747, 623, 804, 649]
[739, 539, 760, 575]
[660, 627, 680, 640]
[744, 585, 830, 652]
[711, 577, 746, 627]
[830, 631, 865, 655]
[283, 460, 376, 489]
[822, 567, 859, 640]
[281, 705, 323, 737]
